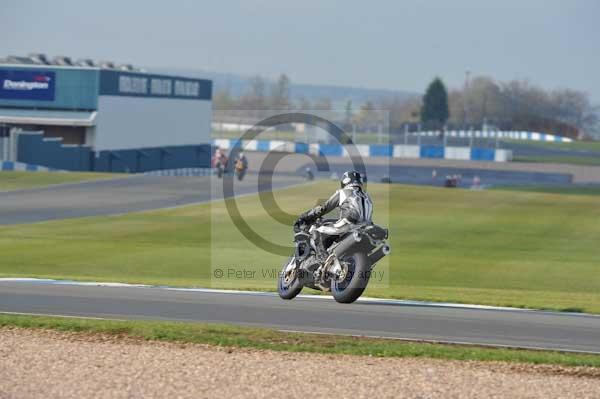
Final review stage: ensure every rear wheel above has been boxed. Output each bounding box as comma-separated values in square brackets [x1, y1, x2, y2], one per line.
[278, 256, 303, 300]
[331, 252, 370, 304]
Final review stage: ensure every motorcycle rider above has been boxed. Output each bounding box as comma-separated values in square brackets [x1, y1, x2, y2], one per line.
[235, 151, 248, 170]
[234, 151, 249, 180]
[294, 170, 373, 258]
[304, 167, 314, 181]
[212, 147, 228, 177]
[212, 147, 227, 167]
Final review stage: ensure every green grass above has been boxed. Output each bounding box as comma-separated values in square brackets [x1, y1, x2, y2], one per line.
[501, 138, 600, 166]
[2, 313, 599, 368]
[1, 182, 599, 313]
[502, 139, 600, 153]
[213, 130, 392, 144]
[0, 171, 122, 191]
[513, 155, 600, 166]
[494, 185, 600, 196]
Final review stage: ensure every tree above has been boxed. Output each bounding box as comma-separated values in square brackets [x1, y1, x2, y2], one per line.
[447, 76, 505, 127]
[397, 97, 422, 124]
[378, 95, 415, 129]
[270, 73, 291, 109]
[447, 89, 465, 125]
[550, 89, 598, 136]
[344, 100, 353, 125]
[353, 101, 385, 133]
[239, 75, 267, 109]
[420, 77, 449, 127]
[313, 97, 332, 111]
[297, 96, 311, 111]
[296, 96, 311, 111]
[354, 101, 375, 126]
[213, 88, 235, 110]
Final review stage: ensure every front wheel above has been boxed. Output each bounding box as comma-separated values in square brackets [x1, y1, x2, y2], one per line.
[278, 256, 303, 300]
[331, 252, 371, 304]
[236, 169, 246, 181]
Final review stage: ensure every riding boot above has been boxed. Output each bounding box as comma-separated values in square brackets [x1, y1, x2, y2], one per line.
[314, 231, 328, 260]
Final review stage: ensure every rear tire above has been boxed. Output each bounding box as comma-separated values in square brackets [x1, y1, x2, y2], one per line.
[331, 252, 371, 304]
[278, 257, 303, 300]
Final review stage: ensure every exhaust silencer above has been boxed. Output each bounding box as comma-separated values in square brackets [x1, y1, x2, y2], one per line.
[368, 245, 390, 265]
[333, 231, 370, 259]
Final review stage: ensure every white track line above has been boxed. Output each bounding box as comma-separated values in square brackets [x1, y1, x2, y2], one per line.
[1, 277, 597, 318]
[1, 310, 598, 354]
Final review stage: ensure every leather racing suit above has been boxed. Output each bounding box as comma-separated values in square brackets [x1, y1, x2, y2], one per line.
[297, 184, 373, 256]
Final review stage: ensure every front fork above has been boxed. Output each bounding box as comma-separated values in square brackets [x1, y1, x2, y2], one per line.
[283, 257, 297, 285]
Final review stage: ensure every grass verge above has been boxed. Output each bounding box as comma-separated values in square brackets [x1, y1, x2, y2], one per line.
[502, 139, 600, 153]
[493, 185, 600, 196]
[1, 182, 599, 313]
[0, 171, 123, 191]
[513, 155, 600, 166]
[1, 313, 600, 368]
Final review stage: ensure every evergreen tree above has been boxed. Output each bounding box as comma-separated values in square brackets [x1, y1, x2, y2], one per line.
[421, 77, 449, 126]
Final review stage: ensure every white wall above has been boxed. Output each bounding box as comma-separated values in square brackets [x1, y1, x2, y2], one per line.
[393, 145, 420, 158]
[444, 146, 471, 160]
[495, 149, 513, 162]
[343, 144, 370, 158]
[95, 95, 211, 151]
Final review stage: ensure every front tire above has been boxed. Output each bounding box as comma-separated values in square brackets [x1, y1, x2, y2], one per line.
[278, 256, 303, 300]
[331, 252, 371, 304]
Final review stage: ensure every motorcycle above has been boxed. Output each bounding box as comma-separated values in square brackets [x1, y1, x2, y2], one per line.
[278, 218, 390, 303]
[214, 159, 226, 178]
[304, 169, 314, 181]
[234, 159, 247, 181]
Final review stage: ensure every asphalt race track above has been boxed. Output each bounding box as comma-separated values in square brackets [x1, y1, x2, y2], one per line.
[2, 162, 599, 354]
[0, 174, 303, 225]
[3, 152, 595, 225]
[1, 281, 599, 354]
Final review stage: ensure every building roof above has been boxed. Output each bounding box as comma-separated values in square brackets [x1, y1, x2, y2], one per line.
[0, 108, 96, 127]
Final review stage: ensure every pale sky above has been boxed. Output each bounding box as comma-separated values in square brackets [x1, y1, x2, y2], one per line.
[2, 0, 599, 102]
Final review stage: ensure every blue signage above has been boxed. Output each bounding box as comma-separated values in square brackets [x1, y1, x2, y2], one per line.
[0, 70, 56, 101]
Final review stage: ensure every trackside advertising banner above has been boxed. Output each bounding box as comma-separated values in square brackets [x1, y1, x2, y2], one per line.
[0, 70, 56, 101]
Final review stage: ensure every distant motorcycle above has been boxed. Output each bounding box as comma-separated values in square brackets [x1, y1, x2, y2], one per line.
[234, 159, 247, 181]
[214, 160, 226, 178]
[304, 168, 314, 181]
[278, 218, 390, 303]
[212, 151, 228, 179]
